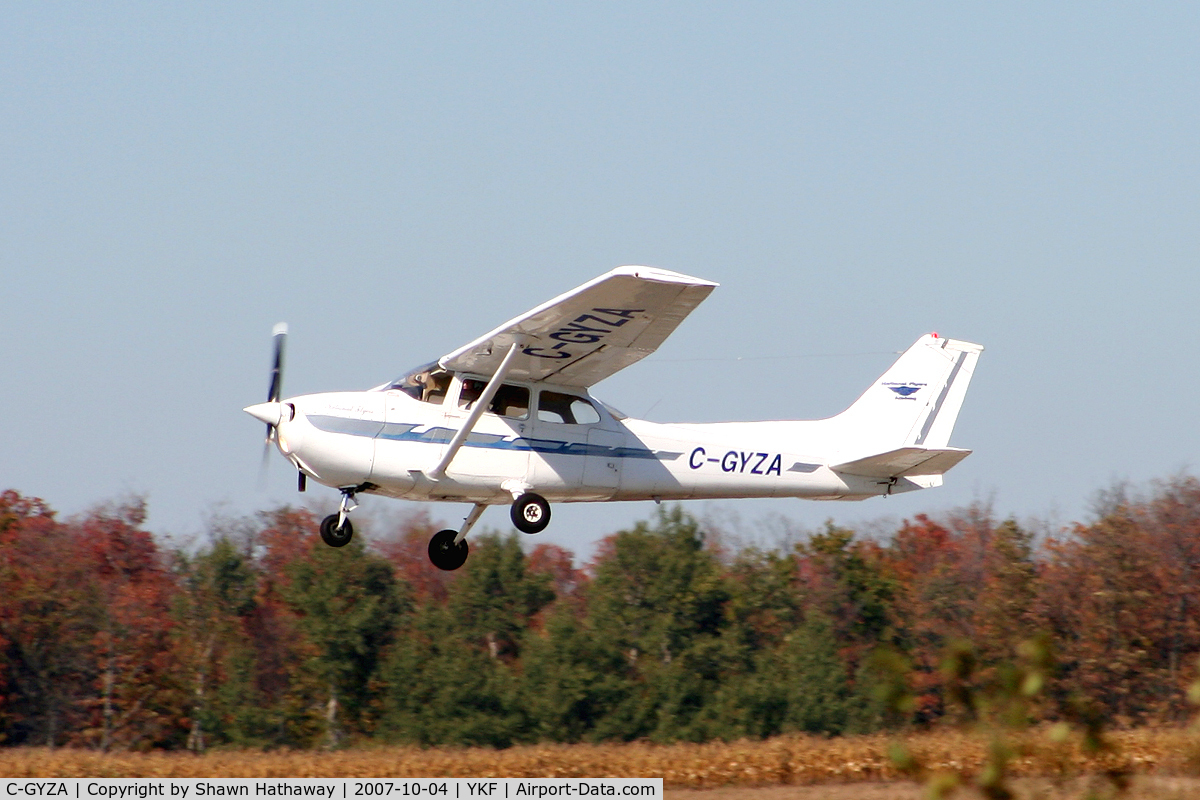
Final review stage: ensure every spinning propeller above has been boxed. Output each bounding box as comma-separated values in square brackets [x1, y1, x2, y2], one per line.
[244, 323, 289, 481]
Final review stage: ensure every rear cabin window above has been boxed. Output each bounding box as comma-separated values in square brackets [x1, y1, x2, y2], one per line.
[390, 363, 452, 404]
[537, 391, 601, 425]
[459, 379, 530, 420]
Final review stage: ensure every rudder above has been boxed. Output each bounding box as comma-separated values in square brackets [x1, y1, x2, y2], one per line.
[829, 334, 983, 457]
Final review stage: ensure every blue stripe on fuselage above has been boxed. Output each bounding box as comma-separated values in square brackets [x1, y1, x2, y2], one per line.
[307, 415, 680, 461]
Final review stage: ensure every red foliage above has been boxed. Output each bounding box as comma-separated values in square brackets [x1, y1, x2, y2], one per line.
[526, 542, 587, 627]
[371, 508, 455, 603]
[257, 507, 322, 584]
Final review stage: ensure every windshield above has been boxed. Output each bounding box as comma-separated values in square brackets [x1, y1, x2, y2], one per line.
[388, 362, 453, 404]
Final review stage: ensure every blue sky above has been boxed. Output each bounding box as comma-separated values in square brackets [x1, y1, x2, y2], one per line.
[3, 3, 1198, 558]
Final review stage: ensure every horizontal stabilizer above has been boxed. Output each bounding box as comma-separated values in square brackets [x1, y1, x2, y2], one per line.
[832, 447, 972, 479]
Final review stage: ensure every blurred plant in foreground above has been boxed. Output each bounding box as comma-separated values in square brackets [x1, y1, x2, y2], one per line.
[879, 634, 1132, 800]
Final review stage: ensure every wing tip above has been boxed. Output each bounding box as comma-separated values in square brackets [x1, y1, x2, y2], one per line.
[611, 265, 720, 288]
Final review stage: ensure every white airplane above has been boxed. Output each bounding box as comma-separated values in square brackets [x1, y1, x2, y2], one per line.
[245, 267, 982, 570]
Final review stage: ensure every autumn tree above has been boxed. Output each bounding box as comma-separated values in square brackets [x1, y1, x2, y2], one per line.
[78, 498, 182, 751]
[0, 492, 94, 745]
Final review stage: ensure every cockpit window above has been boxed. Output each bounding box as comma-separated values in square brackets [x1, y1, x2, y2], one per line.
[537, 391, 601, 425]
[459, 378, 530, 420]
[389, 363, 453, 404]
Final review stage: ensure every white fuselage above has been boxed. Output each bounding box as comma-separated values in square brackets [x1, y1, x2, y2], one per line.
[271, 375, 891, 508]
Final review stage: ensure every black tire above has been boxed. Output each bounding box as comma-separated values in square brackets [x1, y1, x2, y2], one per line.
[320, 514, 354, 548]
[428, 529, 469, 571]
[511, 492, 551, 534]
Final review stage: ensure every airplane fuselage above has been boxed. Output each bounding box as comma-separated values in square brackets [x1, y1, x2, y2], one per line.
[271, 377, 900, 510]
[245, 267, 980, 568]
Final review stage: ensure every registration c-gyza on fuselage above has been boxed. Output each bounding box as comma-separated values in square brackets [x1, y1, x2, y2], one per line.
[244, 266, 983, 571]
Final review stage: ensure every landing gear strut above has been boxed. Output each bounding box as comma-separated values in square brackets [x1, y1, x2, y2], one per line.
[427, 503, 486, 571]
[422, 492, 552, 570]
[319, 490, 357, 547]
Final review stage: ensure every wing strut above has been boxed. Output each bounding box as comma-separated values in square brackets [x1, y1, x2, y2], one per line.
[427, 341, 523, 481]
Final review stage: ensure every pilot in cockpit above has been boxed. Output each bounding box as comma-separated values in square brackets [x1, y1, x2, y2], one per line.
[392, 364, 452, 404]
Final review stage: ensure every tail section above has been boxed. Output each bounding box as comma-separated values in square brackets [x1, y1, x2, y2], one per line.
[828, 334, 983, 465]
[832, 446, 971, 479]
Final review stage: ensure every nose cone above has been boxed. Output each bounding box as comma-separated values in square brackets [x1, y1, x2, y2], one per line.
[244, 401, 283, 427]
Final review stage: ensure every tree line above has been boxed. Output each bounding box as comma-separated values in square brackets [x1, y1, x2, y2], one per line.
[1, 475, 1198, 751]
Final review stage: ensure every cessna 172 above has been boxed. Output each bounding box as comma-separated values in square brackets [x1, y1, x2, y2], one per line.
[245, 266, 982, 571]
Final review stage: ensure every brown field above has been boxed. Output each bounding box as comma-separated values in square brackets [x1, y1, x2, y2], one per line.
[2, 728, 1200, 796]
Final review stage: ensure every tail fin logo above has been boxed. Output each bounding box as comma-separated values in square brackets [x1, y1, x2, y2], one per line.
[885, 382, 925, 399]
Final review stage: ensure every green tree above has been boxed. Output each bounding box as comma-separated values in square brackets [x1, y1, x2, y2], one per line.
[519, 606, 630, 742]
[974, 519, 1040, 663]
[383, 532, 551, 747]
[799, 523, 894, 650]
[284, 537, 405, 747]
[174, 534, 262, 750]
[383, 603, 526, 747]
[587, 506, 733, 741]
[778, 612, 853, 734]
[448, 533, 554, 661]
[590, 506, 728, 667]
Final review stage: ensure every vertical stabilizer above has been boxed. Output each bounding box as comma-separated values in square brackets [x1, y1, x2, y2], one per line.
[830, 334, 983, 458]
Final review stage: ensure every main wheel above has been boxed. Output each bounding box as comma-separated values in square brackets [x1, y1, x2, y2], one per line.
[320, 514, 354, 547]
[428, 529, 469, 571]
[511, 492, 551, 534]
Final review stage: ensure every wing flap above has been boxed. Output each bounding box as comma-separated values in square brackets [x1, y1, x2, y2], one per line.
[831, 447, 972, 478]
[439, 266, 718, 387]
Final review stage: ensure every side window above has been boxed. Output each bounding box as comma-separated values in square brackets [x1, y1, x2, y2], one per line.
[491, 384, 529, 419]
[458, 379, 485, 409]
[570, 396, 601, 424]
[538, 391, 601, 425]
[460, 379, 529, 420]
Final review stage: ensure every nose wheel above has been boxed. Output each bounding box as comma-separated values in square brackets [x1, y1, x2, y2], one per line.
[320, 514, 354, 547]
[319, 489, 358, 547]
[511, 492, 550, 534]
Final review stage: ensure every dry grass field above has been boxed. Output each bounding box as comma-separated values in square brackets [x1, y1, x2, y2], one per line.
[0, 728, 1198, 789]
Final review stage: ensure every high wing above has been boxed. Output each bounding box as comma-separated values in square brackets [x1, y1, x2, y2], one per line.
[438, 266, 719, 387]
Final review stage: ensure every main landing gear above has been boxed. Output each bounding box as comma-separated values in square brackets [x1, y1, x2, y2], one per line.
[426, 492, 553, 571]
[319, 490, 357, 548]
[428, 502, 486, 571]
[511, 492, 551, 534]
[428, 529, 469, 571]
[318, 489, 555, 561]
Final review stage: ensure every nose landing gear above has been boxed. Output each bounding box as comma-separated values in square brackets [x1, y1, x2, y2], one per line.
[319, 490, 358, 548]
